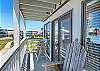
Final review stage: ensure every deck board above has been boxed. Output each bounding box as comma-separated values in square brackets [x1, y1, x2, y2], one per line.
[31, 53, 50, 71]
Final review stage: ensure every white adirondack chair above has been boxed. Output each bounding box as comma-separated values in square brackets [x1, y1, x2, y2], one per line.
[42, 39, 86, 71]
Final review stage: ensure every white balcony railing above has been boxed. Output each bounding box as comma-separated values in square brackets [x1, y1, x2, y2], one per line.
[0, 39, 27, 71]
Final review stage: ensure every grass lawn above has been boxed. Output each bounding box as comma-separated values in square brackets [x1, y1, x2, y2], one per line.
[0, 39, 13, 50]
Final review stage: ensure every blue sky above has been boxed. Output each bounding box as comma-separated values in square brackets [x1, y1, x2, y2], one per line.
[0, 0, 1, 27]
[0, 0, 44, 30]
[25, 20, 44, 31]
[0, 0, 13, 29]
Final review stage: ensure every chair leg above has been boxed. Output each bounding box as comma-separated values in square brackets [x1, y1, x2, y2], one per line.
[35, 53, 37, 60]
[44, 66, 48, 71]
[55, 65, 60, 71]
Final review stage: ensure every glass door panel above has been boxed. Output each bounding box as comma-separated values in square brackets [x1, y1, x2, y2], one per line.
[46, 23, 50, 57]
[84, 0, 100, 70]
[52, 20, 59, 61]
[60, 10, 72, 60]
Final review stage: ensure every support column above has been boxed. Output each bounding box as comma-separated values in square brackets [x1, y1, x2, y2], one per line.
[13, 6, 20, 47]
[20, 11, 26, 39]
[23, 20, 26, 39]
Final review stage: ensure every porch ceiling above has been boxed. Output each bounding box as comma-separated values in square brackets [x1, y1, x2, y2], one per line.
[20, 0, 61, 21]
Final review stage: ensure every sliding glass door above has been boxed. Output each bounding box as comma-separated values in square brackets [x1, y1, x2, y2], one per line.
[59, 10, 72, 60]
[44, 22, 51, 58]
[52, 20, 59, 61]
[86, 1, 100, 70]
[82, 0, 100, 70]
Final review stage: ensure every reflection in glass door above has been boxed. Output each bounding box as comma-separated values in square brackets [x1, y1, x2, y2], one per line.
[60, 10, 72, 61]
[45, 23, 51, 57]
[82, 0, 100, 71]
[52, 20, 59, 61]
[44, 24, 47, 38]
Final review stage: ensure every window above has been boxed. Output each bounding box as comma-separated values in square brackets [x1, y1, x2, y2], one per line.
[82, 0, 100, 70]
[86, 1, 100, 44]
[44, 22, 51, 57]
[46, 22, 50, 57]
[52, 19, 59, 61]
[59, 10, 72, 60]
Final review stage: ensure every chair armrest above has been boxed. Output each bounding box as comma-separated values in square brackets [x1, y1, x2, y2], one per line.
[42, 61, 63, 67]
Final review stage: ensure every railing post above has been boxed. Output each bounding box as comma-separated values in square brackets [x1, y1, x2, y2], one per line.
[0, 53, 1, 68]
[27, 53, 30, 71]
[13, 5, 20, 47]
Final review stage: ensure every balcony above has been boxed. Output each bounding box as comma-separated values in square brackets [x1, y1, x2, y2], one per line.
[0, 0, 100, 71]
[0, 38, 50, 71]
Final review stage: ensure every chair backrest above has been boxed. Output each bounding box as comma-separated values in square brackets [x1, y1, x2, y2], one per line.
[62, 39, 86, 71]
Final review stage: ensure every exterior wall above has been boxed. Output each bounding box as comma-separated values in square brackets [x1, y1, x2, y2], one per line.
[44, 0, 83, 41]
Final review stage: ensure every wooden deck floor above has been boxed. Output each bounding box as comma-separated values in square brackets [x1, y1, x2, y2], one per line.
[30, 52, 50, 71]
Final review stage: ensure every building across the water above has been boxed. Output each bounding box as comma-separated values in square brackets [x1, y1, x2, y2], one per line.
[0, 28, 8, 38]
[7, 30, 14, 37]
[0, 28, 14, 38]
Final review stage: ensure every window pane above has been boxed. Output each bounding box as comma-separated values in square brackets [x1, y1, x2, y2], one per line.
[60, 10, 72, 60]
[60, 14, 71, 49]
[46, 23, 50, 57]
[85, 1, 100, 70]
[53, 20, 59, 61]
